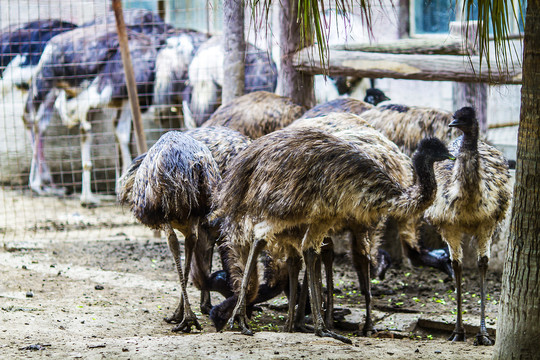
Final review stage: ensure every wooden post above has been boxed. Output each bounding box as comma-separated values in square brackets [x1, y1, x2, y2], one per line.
[112, 0, 148, 155]
[223, 0, 245, 105]
[278, 0, 315, 108]
[450, 21, 489, 134]
[398, 0, 410, 39]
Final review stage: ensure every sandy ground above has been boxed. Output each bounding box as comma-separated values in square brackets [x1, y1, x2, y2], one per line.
[0, 189, 498, 359]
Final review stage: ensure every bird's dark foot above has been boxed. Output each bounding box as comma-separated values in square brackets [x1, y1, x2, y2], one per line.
[292, 322, 314, 333]
[200, 301, 212, 315]
[315, 327, 352, 344]
[164, 306, 184, 324]
[227, 305, 252, 336]
[448, 330, 466, 342]
[474, 333, 494, 346]
[171, 312, 202, 333]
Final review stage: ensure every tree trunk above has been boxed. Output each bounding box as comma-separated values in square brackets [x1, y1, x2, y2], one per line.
[493, 1, 540, 358]
[277, 0, 315, 108]
[223, 0, 245, 105]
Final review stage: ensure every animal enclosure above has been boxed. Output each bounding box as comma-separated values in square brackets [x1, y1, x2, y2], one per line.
[0, 0, 521, 358]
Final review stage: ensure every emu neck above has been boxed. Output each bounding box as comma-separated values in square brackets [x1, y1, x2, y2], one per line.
[455, 125, 480, 197]
[411, 153, 438, 210]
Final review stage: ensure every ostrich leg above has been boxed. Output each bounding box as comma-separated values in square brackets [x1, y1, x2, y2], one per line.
[114, 102, 133, 191]
[79, 122, 100, 207]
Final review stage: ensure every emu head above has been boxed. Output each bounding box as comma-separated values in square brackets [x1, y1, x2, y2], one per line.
[364, 88, 390, 106]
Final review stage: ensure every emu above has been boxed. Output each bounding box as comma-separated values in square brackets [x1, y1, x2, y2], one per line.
[424, 107, 512, 345]
[118, 131, 220, 332]
[201, 91, 306, 139]
[213, 127, 454, 343]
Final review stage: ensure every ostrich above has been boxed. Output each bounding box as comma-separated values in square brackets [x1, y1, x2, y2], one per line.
[0, 19, 77, 96]
[23, 24, 159, 205]
[151, 29, 209, 129]
[213, 127, 455, 343]
[118, 131, 220, 332]
[424, 107, 512, 345]
[186, 36, 278, 126]
[201, 91, 307, 139]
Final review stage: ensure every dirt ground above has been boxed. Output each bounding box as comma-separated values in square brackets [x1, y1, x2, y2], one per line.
[0, 189, 499, 359]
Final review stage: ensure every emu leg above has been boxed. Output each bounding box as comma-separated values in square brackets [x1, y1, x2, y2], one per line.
[304, 248, 351, 344]
[448, 260, 466, 342]
[321, 238, 335, 329]
[350, 230, 376, 336]
[193, 224, 215, 315]
[294, 271, 312, 332]
[163, 224, 201, 333]
[79, 125, 100, 207]
[475, 256, 493, 346]
[228, 238, 267, 335]
[285, 254, 302, 332]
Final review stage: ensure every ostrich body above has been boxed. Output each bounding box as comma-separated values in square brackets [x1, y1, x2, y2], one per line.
[214, 127, 454, 343]
[186, 36, 278, 126]
[202, 91, 306, 139]
[424, 107, 512, 345]
[23, 21, 165, 205]
[0, 19, 77, 96]
[118, 131, 220, 332]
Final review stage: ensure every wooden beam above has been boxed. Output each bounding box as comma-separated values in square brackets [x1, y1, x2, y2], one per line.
[330, 38, 472, 55]
[293, 47, 522, 84]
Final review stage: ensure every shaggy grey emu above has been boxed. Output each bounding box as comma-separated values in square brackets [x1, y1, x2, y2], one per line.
[118, 131, 220, 332]
[288, 112, 424, 333]
[201, 91, 306, 139]
[424, 107, 511, 345]
[213, 127, 455, 343]
[361, 104, 461, 157]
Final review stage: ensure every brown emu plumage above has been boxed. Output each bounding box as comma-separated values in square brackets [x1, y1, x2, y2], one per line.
[423, 107, 511, 345]
[201, 91, 307, 139]
[214, 127, 453, 342]
[361, 105, 461, 157]
[299, 98, 374, 120]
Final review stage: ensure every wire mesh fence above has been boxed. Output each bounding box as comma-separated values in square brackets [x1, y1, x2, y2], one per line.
[0, 0, 278, 243]
[0, 0, 520, 244]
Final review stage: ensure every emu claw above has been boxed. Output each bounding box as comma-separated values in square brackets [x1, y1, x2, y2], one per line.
[171, 315, 202, 333]
[164, 308, 184, 324]
[316, 328, 352, 344]
[474, 333, 493, 346]
[448, 331, 466, 342]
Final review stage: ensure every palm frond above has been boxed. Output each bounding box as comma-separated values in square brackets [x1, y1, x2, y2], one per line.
[462, 0, 523, 77]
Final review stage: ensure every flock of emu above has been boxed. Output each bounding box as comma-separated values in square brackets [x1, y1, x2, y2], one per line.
[1, 9, 512, 346]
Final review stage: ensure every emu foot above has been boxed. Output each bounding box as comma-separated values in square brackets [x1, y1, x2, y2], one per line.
[200, 301, 212, 315]
[315, 327, 352, 344]
[171, 311, 202, 333]
[227, 303, 252, 335]
[448, 330, 466, 342]
[164, 305, 183, 324]
[474, 333, 494, 346]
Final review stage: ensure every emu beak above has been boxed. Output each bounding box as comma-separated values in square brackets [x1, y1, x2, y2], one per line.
[448, 155, 456, 161]
[383, 95, 390, 101]
[448, 118, 464, 128]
